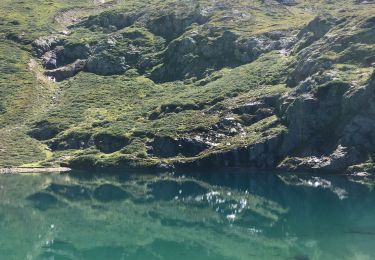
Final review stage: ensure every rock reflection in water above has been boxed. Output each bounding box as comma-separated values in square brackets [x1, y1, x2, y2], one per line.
[0, 170, 374, 259]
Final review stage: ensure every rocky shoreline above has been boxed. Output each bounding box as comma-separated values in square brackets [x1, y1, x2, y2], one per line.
[0, 167, 71, 174]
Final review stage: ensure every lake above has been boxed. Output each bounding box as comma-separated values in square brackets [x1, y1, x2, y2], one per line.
[0, 169, 374, 259]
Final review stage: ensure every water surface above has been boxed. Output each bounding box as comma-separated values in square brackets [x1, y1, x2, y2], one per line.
[0, 169, 374, 260]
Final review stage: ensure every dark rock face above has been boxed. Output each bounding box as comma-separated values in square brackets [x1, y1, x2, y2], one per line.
[147, 12, 209, 42]
[41, 43, 90, 70]
[174, 73, 375, 173]
[0, 103, 5, 115]
[49, 131, 130, 153]
[77, 11, 141, 31]
[27, 120, 66, 141]
[93, 184, 129, 202]
[151, 30, 239, 82]
[149, 136, 210, 158]
[232, 95, 280, 126]
[278, 145, 363, 173]
[32, 35, 90, 81]
[287, 17, 337, 86]
[85, 30, 164, 75]
[32, 8, 295, 83]
[277, 73, 375, 173]
[280, 81, 351, 154]
[44, 59, 86, 82]
[151, 30, 294, 82]
[341, 114, 375, 150]
[42, 46, 63, 69]
[179, 133, 286, 169]
[63, 43, 92, 62]
[93, 133, 129, 153]
[32, 35, 65, 57]
[296, 16, 336, 50]
[48, 132, 92, 151]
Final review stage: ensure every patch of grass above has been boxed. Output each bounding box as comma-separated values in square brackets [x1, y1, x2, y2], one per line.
[0, 127, 46, 167]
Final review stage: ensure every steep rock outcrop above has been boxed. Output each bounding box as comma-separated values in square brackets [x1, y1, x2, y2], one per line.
[44, 59, 86, 82]
[76, 11, 141, 31]
[85, 29, 164, 75]
[32, 35, 65, 57]
[280, 80, 351, 154]
[278, 145, 363, 173]
[149, 136, 210, 158]
[151, 29, 294, 82]
[147, 11, 209, 42]
[277, 73, 375, 172]
[177, 132, 287, 169]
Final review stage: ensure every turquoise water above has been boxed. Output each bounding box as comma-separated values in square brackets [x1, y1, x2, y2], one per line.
[0, 169, 374, 260]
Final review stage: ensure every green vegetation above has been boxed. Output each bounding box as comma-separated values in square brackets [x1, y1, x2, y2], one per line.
[0, 0, 374, 172]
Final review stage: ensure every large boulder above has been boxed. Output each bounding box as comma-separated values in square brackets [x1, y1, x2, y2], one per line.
[44, 59, 86, 81]
[32, 35, 65, 57]
[280, 81, 351, 154]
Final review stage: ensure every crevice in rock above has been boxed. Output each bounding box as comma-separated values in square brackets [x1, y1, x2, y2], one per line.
[44, 59, 86, 82]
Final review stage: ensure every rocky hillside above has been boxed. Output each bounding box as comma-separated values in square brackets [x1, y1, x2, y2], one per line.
[0, 0, 374, 175]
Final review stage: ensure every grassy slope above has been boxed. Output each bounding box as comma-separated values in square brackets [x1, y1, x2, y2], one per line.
[0, 0, 374, 168]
